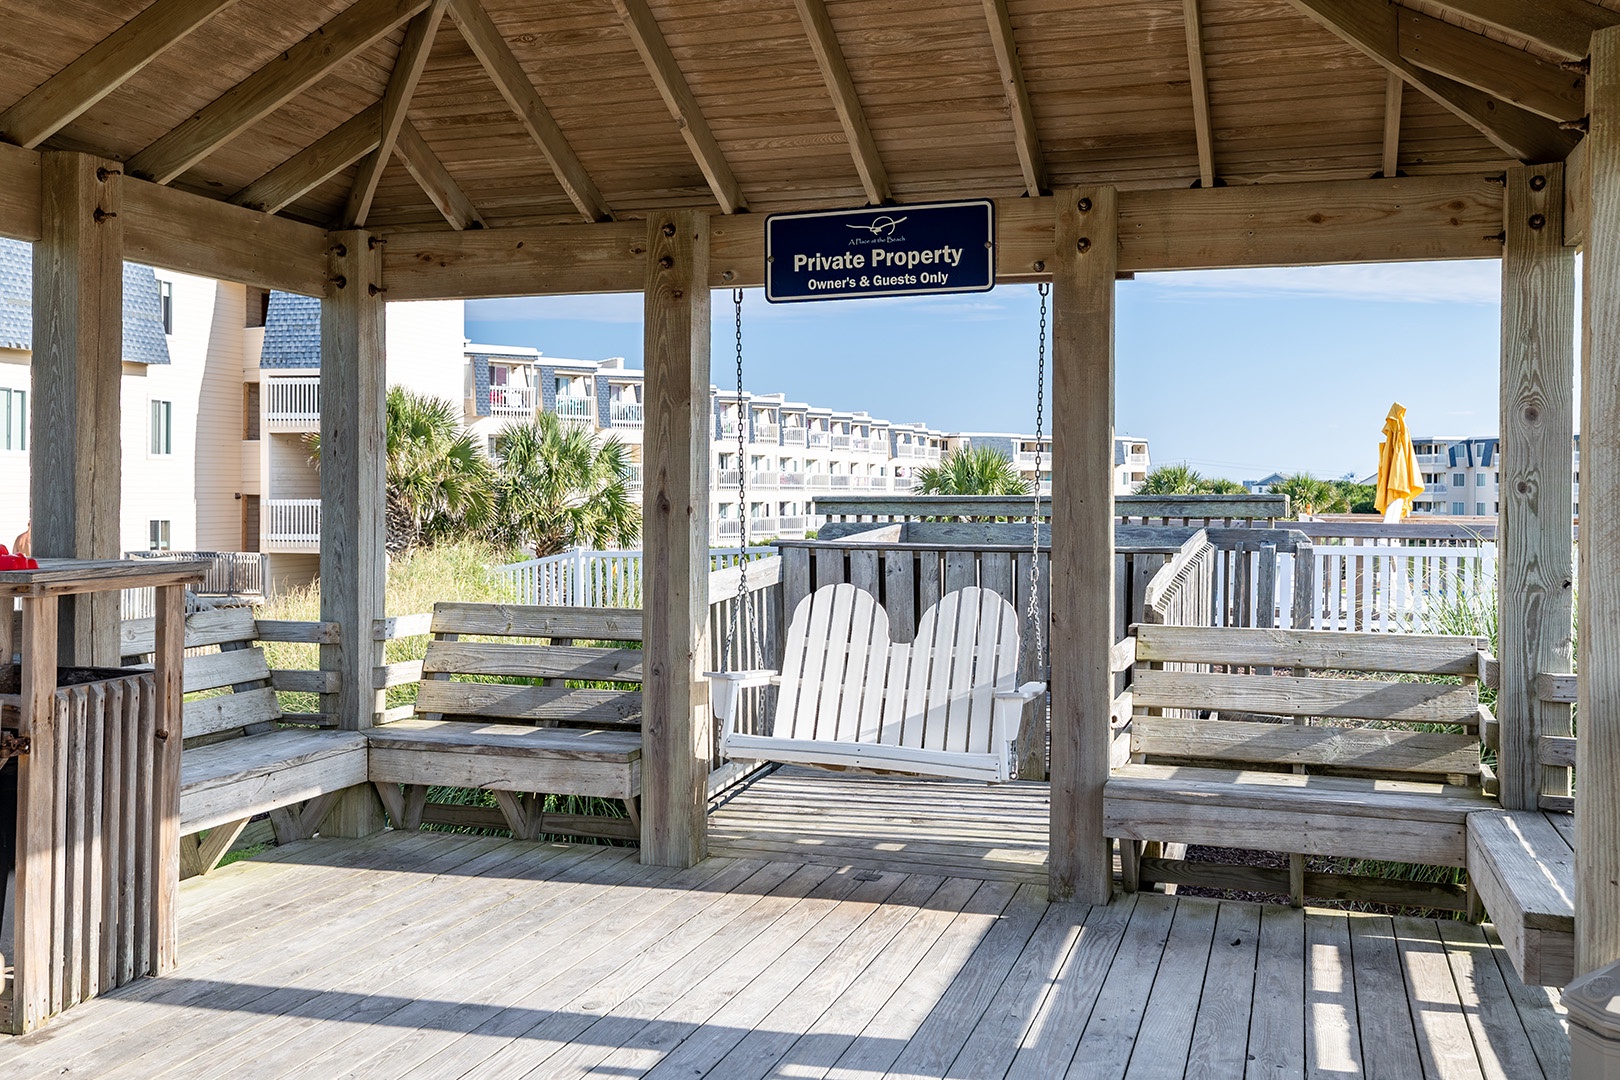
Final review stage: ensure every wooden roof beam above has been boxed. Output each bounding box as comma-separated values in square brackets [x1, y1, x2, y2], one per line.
[346, 0, 448, 227]
[1381, 72, 1402, 178]
[981, 0, 1047, 196]
[1182, 0, 1216, 188]
[609, 0, 745, 214]
[395, 119, 486, 229]
[126, 0, 431, 185]
[448, 0, 610, 222]
[1427, 0, 1618, 62]
[1398, 9, 1588, 124]
[0, 0, 243, 150]
[230, 104, 383, 214]
[791, 0, 891, 206]
[1286, 0, 1579, 163]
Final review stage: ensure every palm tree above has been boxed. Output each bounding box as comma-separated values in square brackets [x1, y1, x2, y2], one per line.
[913, 445, 1032, 496]
[308, 387, 494, 552]
[1203, 477, 1249, 494]
[1271, 472, 1349, 517]
[492, 411, 641, 557]
[1134, 463, 1206, 495]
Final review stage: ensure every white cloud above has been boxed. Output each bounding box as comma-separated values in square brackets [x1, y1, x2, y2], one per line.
[1137, 260, 1501, 305]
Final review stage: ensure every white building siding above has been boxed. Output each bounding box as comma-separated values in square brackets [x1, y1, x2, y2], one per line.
[0, 349, 29, 544]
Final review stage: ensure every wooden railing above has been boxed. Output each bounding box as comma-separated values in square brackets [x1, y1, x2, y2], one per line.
[1536, 670, 1577, 813]
[812, 493, 1290, 529]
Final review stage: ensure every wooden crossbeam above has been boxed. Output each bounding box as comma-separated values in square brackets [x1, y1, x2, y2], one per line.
[1182, 0, 1216, 188]
[981, 0, 1047, 197]
[448, 0, 610, 222]
[395, 119, 485, 229]
[1287, 0, 1578, 163]
[1428, 0, 1618, 61]
[347, 0, 448, 227]
[1398, 9, 1588, 124]
[791, 0, 891, 205]
[609, 0, 746, 214]
[126, 0, 430, 185]
[1382, 71, 1403, 178]
[230, 104, 382, 213]
[0, 0, 242, 150]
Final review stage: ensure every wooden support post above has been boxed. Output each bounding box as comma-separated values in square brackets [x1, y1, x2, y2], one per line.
[640, 209, 711, 868]
[317, 230, 387, 837]
[152, 583, 184, 971]
[12, 595, 57, 1033]
[1049, 185, 1117, 904]
[1498, 163, 1576, 812]
[1580, 24, 1620, 979]
[29, 152, 123, 666]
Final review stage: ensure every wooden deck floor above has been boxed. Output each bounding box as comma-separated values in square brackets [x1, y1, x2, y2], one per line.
[0, 827, 1567, 1079]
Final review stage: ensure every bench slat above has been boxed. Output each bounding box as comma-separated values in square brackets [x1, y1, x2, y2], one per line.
[183, 686, 281, 740]
[414, 680, 642, 725]
[1467, 810, 1576, 987]
[179, 729, 368, 834]
[1131, 669, 1480, 725]
[429, 602, 642, 641]
[368, 718, 640, 760]
[423, 641, 643, 683]
[183, 648, 272, 695]
[122, 607, 258, 657]
[1132, 716, 1480, 775]
[1133, 624, 1485, 674]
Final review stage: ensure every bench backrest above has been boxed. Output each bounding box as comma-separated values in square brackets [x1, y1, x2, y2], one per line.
[123, 607, 285, 744]
[775, 584, 1022, 754]
[1129, 624, 1487, 779]
[413, 602, 643, 728]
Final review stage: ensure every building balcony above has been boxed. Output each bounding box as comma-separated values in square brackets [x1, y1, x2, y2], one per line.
[778, 471, 805, 487]
[807, 431, 830, 448]
[807, 474, 831, 489]
[893, 476, 914, 492]
[264, 498, 321, 552]
[776, 516, 807, 538]
[265, 376, 321, 430]
[752, 423, 779, 443]
[851, 437, 870, 452]
[554, 396, 594, 426]
[625, 464, 642, 494]
[491, 385, 536, 417]
[830, 475, 852, 489]
[830, 434, 852, 449]
[610, 401, 644, 427]
[1015, 451, 1045, 468]
[750, 470, 779, 488]
[782, 428, 806, 447]
[749, 517, 778, 535]
[715, 519, 742, 540]
[717, 469, 741, 488]
[850, 475, 872, 489]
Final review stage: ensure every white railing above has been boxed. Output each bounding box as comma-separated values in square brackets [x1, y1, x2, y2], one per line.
[490, 385, 536, 416]
[554, 396, 594, 425]
[495, 545, 775, 607]
[808, 431, 830, 447]
[830, 434, 852, 449]
[777, 515, 807, 535]
[782, 429, 807, 446]
[750, 517, 778, 534]
[718, 469, 741, 488]
[1284, 541, 1497, 633]
[715, 520, 742, 540]
[1014, 451, 1044, 468]
[850, 475, 871, 488]
[750, 470, 779, 488]
[892, 476, 914, 492]
[807, 474, 831, 489]
[851, 437, 870, 452]
[265, 499, 321, 546]
[626, 464, 642, 494]
[779, 471, 805, 487]
[752, 423, 779, 443]
[610, 401, 644, 427]
[265, 376, 320, 427]
[830, 475, 851, 488]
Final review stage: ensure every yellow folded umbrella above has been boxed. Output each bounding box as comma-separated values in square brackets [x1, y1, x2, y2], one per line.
[1375, 402, 1425, 521]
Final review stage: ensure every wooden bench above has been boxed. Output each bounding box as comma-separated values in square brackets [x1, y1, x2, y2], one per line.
[1468, 809, 1575, 987]
[1105, 624, 1496, 907]
[368, 602, 642, 842]
[124, 606, 368, 876]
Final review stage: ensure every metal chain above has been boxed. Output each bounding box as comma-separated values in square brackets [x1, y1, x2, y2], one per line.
[724, 288, 762, 671]
[1027, 283, 1049, 678]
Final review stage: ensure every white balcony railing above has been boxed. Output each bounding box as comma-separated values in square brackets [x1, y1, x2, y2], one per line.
[265, 499, 321, 546]
[715, 519, 742, 539]
[490, 385, 536, 416]
[779, 471, 805, 487]
[750, 471, 779, 488]
[626, 464, 643, 494]
[893, 477, 914, 492]
[265, 376, 321, 427]
[830, 434, 852, 449]
[782, 428, 807, 446]
[830, 475, 852, 488]
[717, 469, 742, 488]
[807, 474, 831, 489]
[1014, 451, 1043, 468]
[777, 515, 807, 535]
[749, 517, 778, 534]
[555, 396, 594, 425]
[752, 423, 779, 443]
[850, 475, 871, 489]
[610, 400, 644, 427]
[808, 431, 830, 447]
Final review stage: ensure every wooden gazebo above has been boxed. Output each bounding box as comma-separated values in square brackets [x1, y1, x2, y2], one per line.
[1, 0, 1617, 1068]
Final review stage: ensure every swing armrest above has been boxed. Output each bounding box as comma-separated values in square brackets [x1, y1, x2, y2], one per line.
[704, 669, 780, 732]
[703, 669, 780, 688]
[994, 681, 1047, 703]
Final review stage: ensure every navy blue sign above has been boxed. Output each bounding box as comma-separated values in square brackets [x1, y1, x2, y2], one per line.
[765, 200, 995, 303]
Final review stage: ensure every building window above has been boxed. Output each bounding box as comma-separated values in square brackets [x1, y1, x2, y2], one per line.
[1477, 502, 1487, 516]
[1452, 502, 1466, 515]
[150, 399, 173, 455]
[1477, 473, 1486, 487]
[1, 387, 25, 451]
[159, 280, 173, 334]
[1452, 473, 1465, 487]
[243, 383, 260, 440]
[245, 286, 270, 328]
[149, 520, 171, 551]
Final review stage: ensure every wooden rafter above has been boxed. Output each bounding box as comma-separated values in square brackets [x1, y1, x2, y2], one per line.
[1397, 9, 1587, 124]
[1381, 72, 1402, 178]
[1427, 0, 1618, 61]
[1182, 0, 1216, 188]
[346, 0, 449, 227]
[126, 0, 432, 185]
[981, 0, 1047, 197]
[448, 0, 610, 222]
[230, 104, 383, 214]
[609, 0, 746, 214]
[0, 0, 242, 150]
[395, 119, 486, 229]
[791, 0, 891, 206]
[1286, 0, 1578, 163]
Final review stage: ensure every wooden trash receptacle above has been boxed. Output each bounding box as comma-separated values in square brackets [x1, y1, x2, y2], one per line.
[0, 558, 207, 1035]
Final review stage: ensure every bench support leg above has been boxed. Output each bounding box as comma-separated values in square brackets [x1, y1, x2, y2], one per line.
[1289, 853, 1307, 908]
[1119, 839, 1141, 893]
[373, 781, 406, 830]
[270, 791, 346, 845]
[179, 817, 252, 880]
[493, 790, 538, 841]
[403, 785, 428, 831]
[623, 796, 642, 835]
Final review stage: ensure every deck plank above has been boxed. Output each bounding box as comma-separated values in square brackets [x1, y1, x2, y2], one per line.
[1304, 912, 1363, 1079]
[1122, 896, 1220, 1079]
[1349, 915, 1427, 1080]
[1066, 892, 1178, 1080]
[1245, 904, 1306, 1080]
[1394, 917, 1487, 1080]
[1435, 918, 1550, 1080]
[1483, 925, 1570, 1080]
[1185, 902, 1262, 1077]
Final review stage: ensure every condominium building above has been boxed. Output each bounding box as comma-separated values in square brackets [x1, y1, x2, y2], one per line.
[948, 432, 1152, 496]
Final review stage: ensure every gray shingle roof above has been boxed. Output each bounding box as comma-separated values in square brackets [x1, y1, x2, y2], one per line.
[0, 238, 171, 364]
[259, 291, 321, 368]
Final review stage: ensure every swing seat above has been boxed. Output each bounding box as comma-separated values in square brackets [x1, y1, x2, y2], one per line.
[710, 583, 1046, 783]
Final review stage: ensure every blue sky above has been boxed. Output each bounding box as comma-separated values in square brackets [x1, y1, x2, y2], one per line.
[465, 260, 1516, 483]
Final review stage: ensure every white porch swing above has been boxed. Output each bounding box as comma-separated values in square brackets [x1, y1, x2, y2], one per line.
[707, 287, 1050, 783]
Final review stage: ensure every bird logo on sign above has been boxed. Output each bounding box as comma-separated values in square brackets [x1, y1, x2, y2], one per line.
[846, 215, 908, 237]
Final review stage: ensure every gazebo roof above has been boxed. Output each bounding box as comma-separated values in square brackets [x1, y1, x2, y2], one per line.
[0, 0, 1599, 235]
